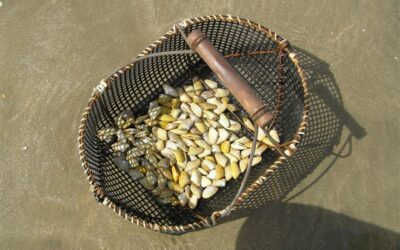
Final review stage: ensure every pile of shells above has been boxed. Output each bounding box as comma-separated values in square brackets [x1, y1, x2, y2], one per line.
[97, 78, 280, 209]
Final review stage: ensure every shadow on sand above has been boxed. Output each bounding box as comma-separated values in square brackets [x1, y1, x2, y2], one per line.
[235, 203, 399, 250]
[215, 48, 392, 248]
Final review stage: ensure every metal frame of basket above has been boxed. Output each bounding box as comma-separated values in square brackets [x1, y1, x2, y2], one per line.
[78, 15, 309, 233]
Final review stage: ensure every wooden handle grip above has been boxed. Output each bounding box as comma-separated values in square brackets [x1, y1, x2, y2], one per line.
[187, 30, 273, 128]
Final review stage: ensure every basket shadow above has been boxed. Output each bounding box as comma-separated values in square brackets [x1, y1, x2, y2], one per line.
[217, 47, 367, 221]
[234, 203, 399, 250]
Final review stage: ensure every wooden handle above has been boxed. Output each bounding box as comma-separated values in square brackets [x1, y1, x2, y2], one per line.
[187, 30, 273, 128]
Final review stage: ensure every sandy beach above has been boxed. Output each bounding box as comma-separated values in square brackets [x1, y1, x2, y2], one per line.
[0, 0, 399, 249]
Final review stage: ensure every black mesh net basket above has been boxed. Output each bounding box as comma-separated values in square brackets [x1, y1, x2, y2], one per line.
[78, 15, 309, 233]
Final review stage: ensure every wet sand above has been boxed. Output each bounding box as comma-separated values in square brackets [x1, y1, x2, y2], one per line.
[0, 0, 399, 249]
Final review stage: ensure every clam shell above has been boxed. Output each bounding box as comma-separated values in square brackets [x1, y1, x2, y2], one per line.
[153, 127, 168, 141]
[230, 162, 240, 179]
[188, 195, 198, 209]
[162, 84, 178, 97]
[202, 186, 218, 199]
[159, 188, 174, 198]
[178, 118, 194, 131]
[194, 140, 212, 150]
[226, 104, 238, 112]
[170, 109, 181, 119]
[171, 99, 181, 109]
[188, 147, 204, 156]
[172, 165, 180, 182]
[165, 140, 178, 150]
[190, 127, 202, 135]
[181, 133, 201, 140]
[159, 114, 176, 122]
[211, 144, 220, 153]
[204, 79, 218, 89]
[167, 181, 184, 193]
[241, 148, 252, 158]
[202, 159, 216, 170]
[192, 96, 205, 104]
[155, 140, 165, 151]
[213, 104, 227, 115]
[201, 176, 212, 188]
[193, 78, 204, 95]
[255, 144, 268, 155]
[215, 153, 228, 167]
[174, 148, 186, 164]
[225, 153, 239, 163]
[158, 94, 172, 104]
[157, 158, 170, 169]
[225, 165, 232, 181]
[212, 179, 226, 187]
[161, 169, 173, 180]
[199, 102, 217, 110]
[194, 122, 207, 133]
[215, 165, 224, 179]
[252, 156, 262, 166]
[198, 167, 208, 175]
[184, 85, 196, 97]
[215, 88, 230, 97]
[240, 157, 249, 173]
[200, 90, 214, 99]
[180, 93, 192, 103]
[190, 169, 202, 187]
[197, 148, 212, 158]
[231, 141, 247, 150]
[190, 184, 202, 199]
[160, 147, 175, 158]
[229, 133, 239, 142]
[179, 171, 190, 188]
[204, 110, 218, 121]
[206, 97, 222, 106]
[127, 169, 144, 180]
[208, 127, 218, 144]
[178, 193, 188, 206]
[186, 159, 201, 172]
[207, 169, 217, 180]
[181, 137, 196, 147]
[227, 120, 241, 132]
[112, 156, 131, 171]
[220, 141, 231, 153]
[219, 113, 230, 128]
[216, 128, 230, 144]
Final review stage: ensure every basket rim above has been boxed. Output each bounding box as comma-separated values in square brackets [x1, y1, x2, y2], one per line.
[78, 14, 309, 234]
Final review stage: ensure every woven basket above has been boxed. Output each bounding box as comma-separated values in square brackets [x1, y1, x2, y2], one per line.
[78, 15, 309, 233]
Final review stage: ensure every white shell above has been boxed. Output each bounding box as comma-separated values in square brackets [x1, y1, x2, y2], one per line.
[207, 170, 217, 180]
[215, 153, 228, 167]
[190, 169, 202, 186]
[212, 179, 226, 187]
[216, 128, 230, 144]
[190, 184, 202, 199]
[204, 79, 218, 89]
[188, 195, 198, 209]
[202, 159, 216, 170]
[208, 127, 218, 145]
[218, 113, 230, 128]
[178, 193, 188, 206]
[190, 103, 203, 117]
[201, 176, 212, 187]
[194, 140, 211, 150]
[202, 186, 218, 199]
[215, 88, 230, 97]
